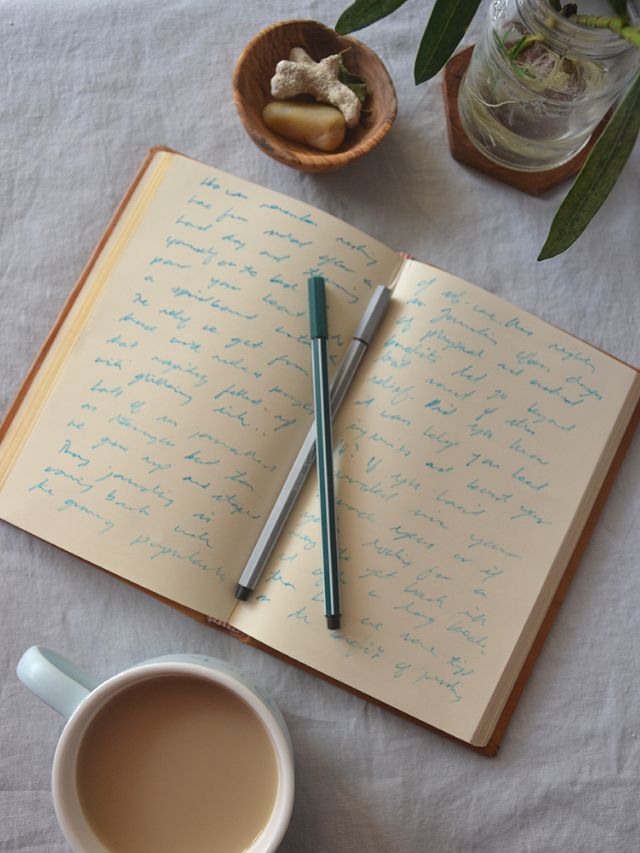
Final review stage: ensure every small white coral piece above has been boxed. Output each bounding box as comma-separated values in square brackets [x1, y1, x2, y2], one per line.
[270, 47, 361, 129]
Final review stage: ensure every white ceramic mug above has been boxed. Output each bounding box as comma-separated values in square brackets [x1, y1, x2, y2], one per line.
[17, 646, 295, 853]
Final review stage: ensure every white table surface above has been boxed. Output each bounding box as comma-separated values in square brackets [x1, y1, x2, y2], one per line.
[2, 1, 639, 851]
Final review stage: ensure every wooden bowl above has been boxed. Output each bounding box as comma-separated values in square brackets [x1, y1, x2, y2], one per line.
[232, 19, 397, 173]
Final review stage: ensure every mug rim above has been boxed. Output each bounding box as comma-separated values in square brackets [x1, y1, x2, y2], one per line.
[52, 660, 294, 853]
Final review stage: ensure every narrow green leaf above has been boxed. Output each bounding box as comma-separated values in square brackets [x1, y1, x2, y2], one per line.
[335, 0, 410, 35]
[508, 35, 530, 61]
[414, 0, 483, 84]
[508, 33, 544, 61]
[538, 71, 640, 260]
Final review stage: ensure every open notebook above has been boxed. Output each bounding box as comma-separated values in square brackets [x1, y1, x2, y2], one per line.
[1, 148, 638, 754]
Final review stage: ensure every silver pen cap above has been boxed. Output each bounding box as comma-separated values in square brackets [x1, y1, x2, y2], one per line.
[353, 286, 392, 344]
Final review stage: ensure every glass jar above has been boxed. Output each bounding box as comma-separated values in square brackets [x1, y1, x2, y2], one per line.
[458, 0, 640, 171]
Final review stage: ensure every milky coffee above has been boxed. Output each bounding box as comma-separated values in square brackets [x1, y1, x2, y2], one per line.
[76, 674, 279, 852]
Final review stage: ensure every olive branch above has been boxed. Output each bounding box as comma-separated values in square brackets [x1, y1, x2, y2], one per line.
[336, 0, 640, 260]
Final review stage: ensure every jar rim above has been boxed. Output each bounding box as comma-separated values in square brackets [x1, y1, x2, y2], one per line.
[515, 0, 640, 57]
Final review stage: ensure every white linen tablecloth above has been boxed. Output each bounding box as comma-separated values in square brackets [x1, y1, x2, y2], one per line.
[1, 1, 639, 850]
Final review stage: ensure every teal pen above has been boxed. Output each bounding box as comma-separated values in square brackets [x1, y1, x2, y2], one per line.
[234, 285, 391, 602]
[308, 276, 341, 630]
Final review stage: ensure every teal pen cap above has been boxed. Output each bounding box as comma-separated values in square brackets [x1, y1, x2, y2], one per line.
[308, 277, 328, 339]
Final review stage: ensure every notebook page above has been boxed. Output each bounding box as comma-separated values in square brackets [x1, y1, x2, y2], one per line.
[0, 151, 401, 620]
[229, 261, 639, 743]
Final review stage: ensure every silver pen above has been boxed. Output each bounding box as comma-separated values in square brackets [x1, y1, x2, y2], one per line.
[234, 285, 392, 601]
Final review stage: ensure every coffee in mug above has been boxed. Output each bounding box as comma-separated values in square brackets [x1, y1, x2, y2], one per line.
[17, 648, 294, 853]
[76, 674, 279, 852]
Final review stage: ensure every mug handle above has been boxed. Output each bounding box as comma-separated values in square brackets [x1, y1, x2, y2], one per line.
[17, 646, 101, 720]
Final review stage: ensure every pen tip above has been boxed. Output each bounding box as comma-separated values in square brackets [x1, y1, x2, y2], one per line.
[234, 585, 251, 602]
[326, 615, 341, 630]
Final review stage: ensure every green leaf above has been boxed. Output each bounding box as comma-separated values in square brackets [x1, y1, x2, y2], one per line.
[338, 60, 369, 104]
[508, 33, 543, 61]
[538, 71, 640, 260]
[508, 35, 530, 61]
[335, 0, 410, 34]
[414, 0, 483, 84]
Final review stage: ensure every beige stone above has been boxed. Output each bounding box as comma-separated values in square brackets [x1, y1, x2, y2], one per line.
[262, 100, 346, 152]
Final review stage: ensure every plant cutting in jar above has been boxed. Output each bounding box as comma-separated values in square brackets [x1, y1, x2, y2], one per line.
[335, 0, 640, 260]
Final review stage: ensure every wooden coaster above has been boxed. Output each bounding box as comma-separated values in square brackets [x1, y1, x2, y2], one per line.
[443, 46, 609, 196]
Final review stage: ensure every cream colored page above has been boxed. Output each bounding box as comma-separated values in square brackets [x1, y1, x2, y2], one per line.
[230, 261, 639, 743]
[0, 151, 401, 620]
